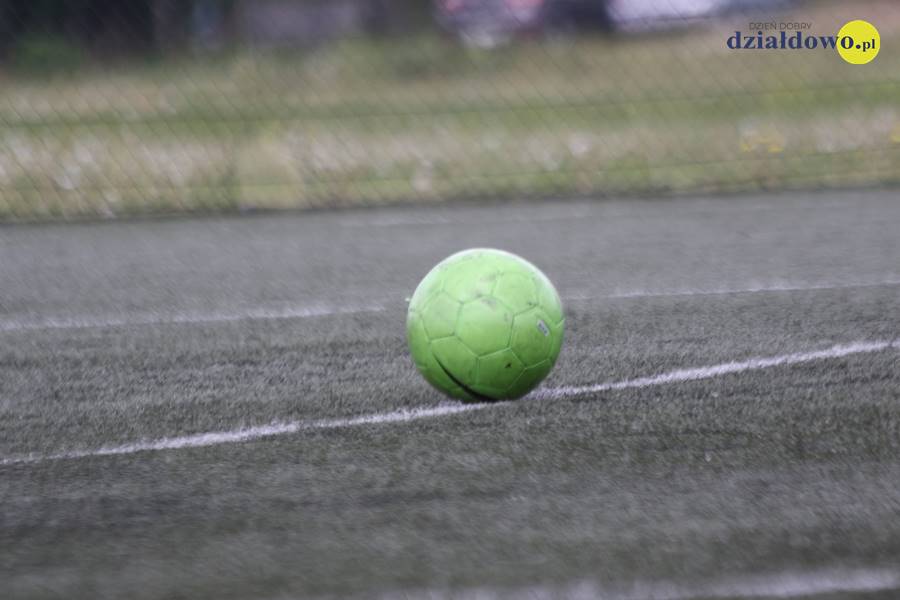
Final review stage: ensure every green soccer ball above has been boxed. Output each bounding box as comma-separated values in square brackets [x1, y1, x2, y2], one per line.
[406, 248, 565, 402]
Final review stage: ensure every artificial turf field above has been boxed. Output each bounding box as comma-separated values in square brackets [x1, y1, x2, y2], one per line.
[1, 190, 899, 599]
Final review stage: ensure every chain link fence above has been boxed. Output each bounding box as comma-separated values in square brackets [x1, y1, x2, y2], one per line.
[1, 0, 898, 220]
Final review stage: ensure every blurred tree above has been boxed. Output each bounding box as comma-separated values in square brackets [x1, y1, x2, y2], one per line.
[0, 0, 432, 62]
[150, 0, 191, 51]
[0, 0, 157, 53]
[367, 0, 432, 34]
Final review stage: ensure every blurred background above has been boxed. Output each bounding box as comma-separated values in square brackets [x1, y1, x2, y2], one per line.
[0, 0, 897, 220]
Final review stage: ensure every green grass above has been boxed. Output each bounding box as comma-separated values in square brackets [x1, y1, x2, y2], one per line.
[1, 0, 900, 220]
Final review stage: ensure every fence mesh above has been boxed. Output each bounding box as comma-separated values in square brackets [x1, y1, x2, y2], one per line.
[1, 0, 898, 220]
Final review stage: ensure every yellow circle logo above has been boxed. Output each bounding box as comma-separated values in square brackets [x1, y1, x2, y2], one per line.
[837, 20, 880, 64]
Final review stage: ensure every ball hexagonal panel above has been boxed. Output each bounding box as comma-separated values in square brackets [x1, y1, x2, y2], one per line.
[430, 336, 478, 387]
[417, 352, 459, 399]
[535, 271, 564, 325]
[442, 262, 501, 303]
[476, 348, 525, 394]
[506, 359, 552, 399]
[406, 311, 431, 370]
[485, 250, 529, 272]
[548, 319, 564, 366]
[456, 297, 514, 356]
[493, 272, 538, 314]
[414, 265, 445, 301]
[510, 307, 553, 366]
[420, 292, 460, 340]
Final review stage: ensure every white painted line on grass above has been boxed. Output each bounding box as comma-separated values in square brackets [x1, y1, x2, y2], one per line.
[0, 304, 385, 333]
[3, 279, 898, 334]
[0, 404, 477, 466]
[565, 278, 900, 301]
[536, 340, 897, 400]
[381, 567, 900, 600]
[2, 340, 896, 466]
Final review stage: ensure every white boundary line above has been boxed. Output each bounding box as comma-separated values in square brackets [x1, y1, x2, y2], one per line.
[378, 567, 900, 600]
[566, 279, 900, 301]
[1, 280, 897, 333]
[0, 404, 477, 466]
[0, 304, 385, 333]
[2, 340, 895, 466]
[535, 340, 896, 400]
